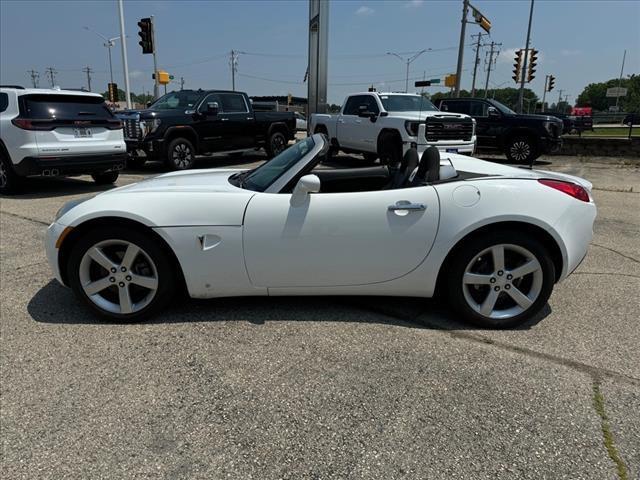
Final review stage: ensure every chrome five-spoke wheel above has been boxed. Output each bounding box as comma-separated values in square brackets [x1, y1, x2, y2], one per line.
[79, 240, 159, 315]
[462, 244, 543, 319]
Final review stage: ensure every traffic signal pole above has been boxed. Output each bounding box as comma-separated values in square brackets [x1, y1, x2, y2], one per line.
[151, 16, 159, 100]
[518, 0, 534, 113]
[541, 75, 548, 112]
[454, 0, 469, 97]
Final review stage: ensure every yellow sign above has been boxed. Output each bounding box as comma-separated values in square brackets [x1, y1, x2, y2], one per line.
[444, 74, 457, 88]
[156, 71, 170, 85]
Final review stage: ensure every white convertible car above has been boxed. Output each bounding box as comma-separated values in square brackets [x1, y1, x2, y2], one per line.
[46, 133, 596, 328]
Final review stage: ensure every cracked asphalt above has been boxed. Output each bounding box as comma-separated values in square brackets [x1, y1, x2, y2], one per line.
[1, 153, 639, 479]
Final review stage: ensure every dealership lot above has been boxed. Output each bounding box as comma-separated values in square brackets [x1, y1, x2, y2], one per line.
[1, 154, 639, 479]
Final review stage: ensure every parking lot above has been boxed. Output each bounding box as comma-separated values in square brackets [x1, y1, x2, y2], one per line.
[1, 152, 639, 479]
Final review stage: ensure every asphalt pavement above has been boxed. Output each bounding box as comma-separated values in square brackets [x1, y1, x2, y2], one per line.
[1, 152, 639, 479]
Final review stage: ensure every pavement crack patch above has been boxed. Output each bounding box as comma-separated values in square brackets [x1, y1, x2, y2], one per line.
[592, 243, 640, 265]
[0, 210, 49, 226]
[592, 380, 629, 480]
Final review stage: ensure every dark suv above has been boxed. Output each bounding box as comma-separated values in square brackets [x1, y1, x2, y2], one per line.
[118, 90, 296, 170]
[438, 98, 563, 163]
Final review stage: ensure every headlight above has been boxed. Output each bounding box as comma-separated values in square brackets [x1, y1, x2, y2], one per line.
[55, 197, 91, 222]
[140, 118, 162, 136]
[405, 121, 420, 136]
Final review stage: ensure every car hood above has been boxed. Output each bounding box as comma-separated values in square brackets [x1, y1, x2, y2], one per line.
[104, 169, 247, 194]
[387, 111, 471, 121]
[445, 153, 593, 191]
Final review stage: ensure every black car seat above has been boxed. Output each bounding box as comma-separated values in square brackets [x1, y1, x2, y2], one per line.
[388, 148, 419, 189]
[410, 146, 440, 186]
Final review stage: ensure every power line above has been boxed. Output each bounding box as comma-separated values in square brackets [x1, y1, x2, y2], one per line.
[45, 67, 57, 87]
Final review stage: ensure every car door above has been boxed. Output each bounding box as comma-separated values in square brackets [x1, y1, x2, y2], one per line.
[337, 95, 368, 150]
[194, 93, 224, 152]
[469, 100, 503, 148]
[217, 93, 255, 149]
[243, 186, 440, 288]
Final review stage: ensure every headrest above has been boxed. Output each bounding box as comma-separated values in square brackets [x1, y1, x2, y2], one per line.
[414, 146, 440, 183]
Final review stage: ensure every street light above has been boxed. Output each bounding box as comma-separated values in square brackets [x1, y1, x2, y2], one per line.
[386, 49, 430, 93]
[83, 26, 122, 84]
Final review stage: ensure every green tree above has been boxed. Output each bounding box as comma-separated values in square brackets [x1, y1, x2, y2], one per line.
[576, 75, 639, 112]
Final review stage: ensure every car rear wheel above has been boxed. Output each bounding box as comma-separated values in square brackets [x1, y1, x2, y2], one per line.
[167, 137, 196, 170]
[67, 226, 176, 321]
[91, 171, 119, 185]
[266, 131, 288, 158]
[506, 136, 537, 164]
[0, 155, 22, 195]
[446, 231, 555, 328]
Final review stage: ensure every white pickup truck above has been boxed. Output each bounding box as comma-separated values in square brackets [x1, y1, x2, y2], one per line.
[310, 92, 476, 164]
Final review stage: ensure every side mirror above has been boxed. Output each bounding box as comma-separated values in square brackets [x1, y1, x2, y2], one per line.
[357, 105, 371, 118]
[146, 101, 153, 108]
[291, 174, 320, 205]
[206, 102, 219, 115]
[487, 106, 500, 118]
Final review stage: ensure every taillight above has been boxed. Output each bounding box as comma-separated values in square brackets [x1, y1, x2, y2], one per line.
[538, 179, 590, 202]
[11, 118, 55, 130]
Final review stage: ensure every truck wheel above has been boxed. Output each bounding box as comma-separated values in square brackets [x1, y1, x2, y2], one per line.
[166, 137, 196, 170]
[266, 131, 288, 158]
[363, 153, 378, 164]
[378, 132, 402, 167]
[127, 155, 147, 169]
[92, 171, 119, 185]
[0, 154, 22, 195]
[506, 136, 537, 164]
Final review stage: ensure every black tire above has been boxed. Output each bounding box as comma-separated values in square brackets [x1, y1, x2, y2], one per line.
[166, 137, 196, 170]
[313, 126, 337, 157]
[265, 130, 288, 158]
[446, 230, 555, 329]
[91, 171, 119, 185]
[363, 153, 378, 163]
[127, 156, 147, 169]
[67, 226, 177, 322]
[0, 154, 22, 195]
[378, 132, 402, 167]
[505, 135, 538, 164]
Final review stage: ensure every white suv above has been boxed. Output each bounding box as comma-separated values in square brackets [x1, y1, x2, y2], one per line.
[0, 86, 127, 194]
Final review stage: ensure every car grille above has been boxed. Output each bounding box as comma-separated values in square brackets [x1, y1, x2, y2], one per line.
[425, 117, 474, 142]
[123, 118, 142, 140]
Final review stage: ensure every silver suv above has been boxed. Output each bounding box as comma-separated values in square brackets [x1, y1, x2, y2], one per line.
[0, 86, 127, 194]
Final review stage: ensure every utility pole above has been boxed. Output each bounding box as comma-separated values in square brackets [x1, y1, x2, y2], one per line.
[180, 76, 185, 90]
[615, 49, 626, 109]
[117, 0, 132, 109]
[518, 0, 535, 113]
[82, 66, 93, 92]
[230, 50, 239, 91]
[541, 74, 548, 112]
[45, 67, 57, 87]
[151, 16, 159, 100]
[454, 0, 470, 97]
[483, 42, 500, 99]
[556, 89, 564, 112]
[470, 32, 485, 97]
[27, 70, 39, 88]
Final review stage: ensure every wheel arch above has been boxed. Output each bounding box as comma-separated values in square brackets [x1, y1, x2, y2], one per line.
[0, 138, 11, 162]
[164, 126, 199, 152]
[504, 127, 539, 150]
[434, 220, 565, 296]
[376, 128, 403, 153]
[58, 216, 188, 296]
[267, 122, 290, 138]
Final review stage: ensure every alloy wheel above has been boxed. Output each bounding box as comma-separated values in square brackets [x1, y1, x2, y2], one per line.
[79, 239, 159, 315]
[271, 134, 286, 155]
[462, 243, 543, 319]
[172, 143, 193, 168]
[0, 161, 7, 188]
[509, 140, 531, 162]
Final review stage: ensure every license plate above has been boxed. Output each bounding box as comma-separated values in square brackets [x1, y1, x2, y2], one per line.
[446, 148, 458, 153]
[74, 127, 92, 138]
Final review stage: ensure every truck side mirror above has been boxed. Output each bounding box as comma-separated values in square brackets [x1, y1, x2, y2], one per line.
[487, 106, 500, 118]
[206, 102, 219, 115]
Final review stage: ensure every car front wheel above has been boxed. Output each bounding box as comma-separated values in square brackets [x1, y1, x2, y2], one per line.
[166, 137, 196, 170]
[446, 231, 555, 328]
[67, 226, 176, 321]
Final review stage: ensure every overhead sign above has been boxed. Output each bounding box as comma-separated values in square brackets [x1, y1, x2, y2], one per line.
[606, 87, 627, 97]
[444, 74, 457, 88]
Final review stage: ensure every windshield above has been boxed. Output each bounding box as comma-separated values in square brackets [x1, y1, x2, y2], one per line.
[243, 136, 315, 192]
[488, 99, 517, 115]
[379, 95, 438, 112]
[149, 91, 202, 110]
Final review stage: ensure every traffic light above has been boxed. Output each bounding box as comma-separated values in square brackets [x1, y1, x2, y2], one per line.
[512, 50, 523, 83]
[107, 82, 118, 102]
[527, 49, 538, 83]
[471, 7, 491, 33]
[547, 75, 555, 92]
[137, 18, 153, 54]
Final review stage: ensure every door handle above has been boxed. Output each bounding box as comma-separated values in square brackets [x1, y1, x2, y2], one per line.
[388, 201, 426, 212]
[221, 118, 229, 122]
[337, 119, 345, 124]
[355, 119, 362, 124]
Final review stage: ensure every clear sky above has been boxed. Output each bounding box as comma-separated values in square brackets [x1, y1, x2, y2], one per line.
[1, 0, 639, 104]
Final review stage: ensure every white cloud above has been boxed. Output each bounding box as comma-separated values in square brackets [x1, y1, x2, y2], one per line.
[405, 0, 424, 7]
[355, 6, 374, 16]
[498, 48, 519, 64]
